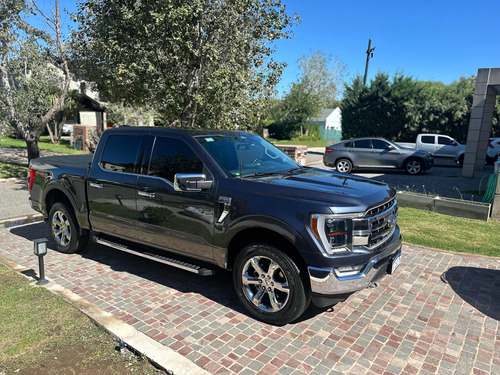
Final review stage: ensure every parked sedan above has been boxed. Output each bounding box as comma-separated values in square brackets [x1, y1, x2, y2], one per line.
[324, 137, 434, 175]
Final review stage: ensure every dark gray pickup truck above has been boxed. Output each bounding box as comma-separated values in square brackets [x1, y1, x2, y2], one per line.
[28, 127, 402, 324]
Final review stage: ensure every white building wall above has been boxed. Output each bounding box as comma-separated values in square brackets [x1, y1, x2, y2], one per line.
[325, 108, 342, 130]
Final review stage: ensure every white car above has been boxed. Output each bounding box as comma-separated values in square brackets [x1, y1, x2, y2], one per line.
[62, 124, 74, 136]
[487, 138, 500, 163]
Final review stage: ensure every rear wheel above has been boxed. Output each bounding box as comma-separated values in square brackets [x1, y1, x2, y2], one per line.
[49, 202, 89, 254]
[404, 159, 422, 175]
[335, 158, 353, 173]
[233, 244, 309, 325]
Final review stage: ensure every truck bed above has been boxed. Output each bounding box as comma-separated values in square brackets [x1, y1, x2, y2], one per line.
[32, 153, 94, 170]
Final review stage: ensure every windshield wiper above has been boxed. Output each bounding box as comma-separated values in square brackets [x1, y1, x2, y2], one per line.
[241, 171, 284, 178]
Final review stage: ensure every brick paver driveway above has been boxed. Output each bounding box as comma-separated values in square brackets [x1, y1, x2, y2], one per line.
[0, 223, 499, 375]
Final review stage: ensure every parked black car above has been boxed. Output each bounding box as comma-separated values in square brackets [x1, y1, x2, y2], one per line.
[324, 137, 434, 175]
[28, 128, 402, 324]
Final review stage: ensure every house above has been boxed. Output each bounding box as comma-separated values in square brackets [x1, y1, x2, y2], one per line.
[309, 108, 342, 143]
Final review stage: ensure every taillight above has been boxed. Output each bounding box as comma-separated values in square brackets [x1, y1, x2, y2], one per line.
[488, 140, 494, 148]
[28, 169, 36, 191]
[325, 148, 333, 154]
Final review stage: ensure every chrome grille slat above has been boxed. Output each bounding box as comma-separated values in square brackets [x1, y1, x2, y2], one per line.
[352, 197, 398, 252]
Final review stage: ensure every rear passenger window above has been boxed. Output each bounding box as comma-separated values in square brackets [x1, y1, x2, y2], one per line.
[148, 137, 203, 182]
[353, 140, 371, 148]
[344, 142, 353, 147]
[100, 135, 142, 173]
[421, 135, 434, 144]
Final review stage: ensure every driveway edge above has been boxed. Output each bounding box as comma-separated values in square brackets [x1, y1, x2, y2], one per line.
[1, 214, 44, 228]
[0, 253, 210, 375]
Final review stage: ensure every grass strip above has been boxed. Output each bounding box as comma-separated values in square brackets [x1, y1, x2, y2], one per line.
[399, 207, 500, 257]
[0, 263, 162, 374]
[0, 162, 28, 178]
[0, 136, 83, 154]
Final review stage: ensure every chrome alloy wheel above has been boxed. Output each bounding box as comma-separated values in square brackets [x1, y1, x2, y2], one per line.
[52, 210, 71, 246]
[406, 160, 422, 174]
[241, 256, 290, 312]
[336, 160, 351, 173]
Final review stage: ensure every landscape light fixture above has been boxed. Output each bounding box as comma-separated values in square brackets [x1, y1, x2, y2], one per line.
[33, 238, 49, 285]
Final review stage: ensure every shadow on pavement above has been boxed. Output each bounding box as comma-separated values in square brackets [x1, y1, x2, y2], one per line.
[442, 266, 500, 321]
[9, 222, 332, 323]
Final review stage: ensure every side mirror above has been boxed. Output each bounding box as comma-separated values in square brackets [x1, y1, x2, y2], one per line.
[174, 173, 213, 192]
[387, 145, 396, 150]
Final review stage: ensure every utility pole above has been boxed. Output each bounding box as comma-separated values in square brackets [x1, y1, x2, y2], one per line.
[363, 39, 376, 86]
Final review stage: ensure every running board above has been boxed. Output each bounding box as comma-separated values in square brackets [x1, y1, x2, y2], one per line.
[94, 237, 215, 276]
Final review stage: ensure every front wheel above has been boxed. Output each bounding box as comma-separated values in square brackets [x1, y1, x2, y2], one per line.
[404, 159, 423, 175]
[233, 244, 309, 325]
[49, 202, 89, 254]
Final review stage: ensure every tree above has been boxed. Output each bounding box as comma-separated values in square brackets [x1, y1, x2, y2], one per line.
[341, 73, 475, 143]
[72, 0, 298, 130]
[278, 50, 346, 136]
[0, 0, 71, 162]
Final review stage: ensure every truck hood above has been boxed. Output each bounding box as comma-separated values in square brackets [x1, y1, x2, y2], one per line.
[240, 168, 395, 214]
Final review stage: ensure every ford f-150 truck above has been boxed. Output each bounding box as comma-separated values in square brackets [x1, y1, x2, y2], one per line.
[28, 127, 402, 324]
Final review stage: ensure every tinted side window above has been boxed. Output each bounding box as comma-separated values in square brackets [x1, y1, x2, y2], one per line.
[344, 142, 353, 147]
[100, 135, 142, 173]
[353, 140, 371, 148]
[371, 140, 390, 149]
[421, 135, 434, 144]
[149, 137, 203, 182]
[438, 136, 452, 145]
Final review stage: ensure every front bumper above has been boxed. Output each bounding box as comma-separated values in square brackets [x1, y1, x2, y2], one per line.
[307, 229, 402, 298]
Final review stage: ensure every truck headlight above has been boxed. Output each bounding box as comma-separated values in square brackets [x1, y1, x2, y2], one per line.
[310, 214, 353, 255]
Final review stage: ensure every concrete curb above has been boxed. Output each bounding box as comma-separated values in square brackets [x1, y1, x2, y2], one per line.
[1, 214, 44, 228]
[0, 253, 210, 375]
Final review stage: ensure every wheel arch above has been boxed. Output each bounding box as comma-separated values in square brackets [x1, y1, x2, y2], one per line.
[403, 155, 425, 166]
[44, 187, 75, 218]
[226, 227, 310, 287]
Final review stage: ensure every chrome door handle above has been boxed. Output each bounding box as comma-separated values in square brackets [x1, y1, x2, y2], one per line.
[138, 191, 155, 198]
[89, 182, 103, 189]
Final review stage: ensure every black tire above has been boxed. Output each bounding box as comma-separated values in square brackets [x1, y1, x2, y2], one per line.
[233, 243, 309, 325]
[404, 158, 423, 175]
[48, 202, 89, 254]
[458, 155, 464, 168]
[335, 158, 353, 174]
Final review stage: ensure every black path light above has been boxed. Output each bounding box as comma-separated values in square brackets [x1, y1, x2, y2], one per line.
[33, 238, 49, 286]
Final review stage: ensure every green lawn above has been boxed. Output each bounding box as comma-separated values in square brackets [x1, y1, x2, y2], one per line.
[270, 138, 330, 148]
[399, 207, 500, 257]
[0, 263, 162, 374]
[0, 136, 84, 154]
[0, 162, 27, 178]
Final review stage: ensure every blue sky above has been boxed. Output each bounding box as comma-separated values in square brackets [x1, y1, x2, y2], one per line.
[274, 0, 500, 95]
[41, 0, 500, 97]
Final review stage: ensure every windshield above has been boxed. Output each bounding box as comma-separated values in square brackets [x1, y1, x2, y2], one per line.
[196, 134, 299, 178]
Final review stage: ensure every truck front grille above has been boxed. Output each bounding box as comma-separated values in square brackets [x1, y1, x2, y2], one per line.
[352, 197, 398, 252]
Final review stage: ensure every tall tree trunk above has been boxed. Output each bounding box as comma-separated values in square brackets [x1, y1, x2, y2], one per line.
[180, 14, 203, 128]
[26, 138, 40, 163]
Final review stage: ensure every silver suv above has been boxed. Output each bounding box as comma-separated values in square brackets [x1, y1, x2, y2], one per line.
[324, 137, 434, 175]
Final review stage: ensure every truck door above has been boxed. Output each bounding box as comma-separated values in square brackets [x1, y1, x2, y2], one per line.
[87, 134, 144, 241]
[434, 136, 459, 160]
[136, 136, 215, 261]
[418, 135, 438, 153]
